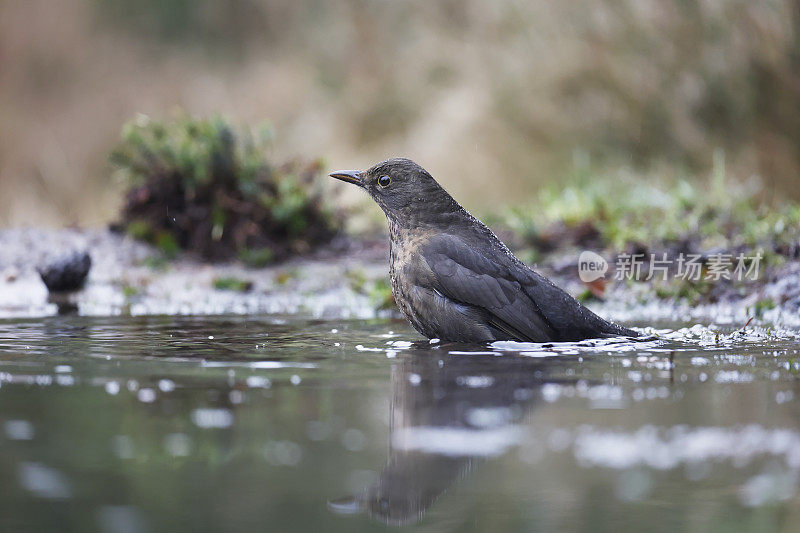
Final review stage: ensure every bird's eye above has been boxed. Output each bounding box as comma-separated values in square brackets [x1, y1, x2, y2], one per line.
[378, 175, 391, 188]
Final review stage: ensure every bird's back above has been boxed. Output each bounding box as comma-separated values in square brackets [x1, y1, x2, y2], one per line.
[390, 210, 636, 343]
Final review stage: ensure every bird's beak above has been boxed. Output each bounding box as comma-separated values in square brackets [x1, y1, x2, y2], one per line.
[329, 170, 364, 188]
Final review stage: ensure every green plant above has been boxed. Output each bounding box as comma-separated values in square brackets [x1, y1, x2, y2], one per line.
[121, 285, 139, 299]
[213, 277, 253, 292]
[111, 112, 342, 262]
[346, 270, 396, 311]
[368, 279, 396, 311]
[238, 248, 274, 268]
[752, 298, 777, 318]
[502, 157, 800, 255]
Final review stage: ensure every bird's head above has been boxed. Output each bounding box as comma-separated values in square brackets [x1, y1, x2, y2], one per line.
[329, 158, 460, 228]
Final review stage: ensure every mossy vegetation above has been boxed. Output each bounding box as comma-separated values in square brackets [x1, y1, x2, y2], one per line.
[346, 270, 396, 311]
[212, 276, 253, 292]
[121, 285, 139, 300]
[110, 113, 341, 262]
[751, 298, 777, 318]
[499, 155, 800, 304]
[502, 155, 800, 255]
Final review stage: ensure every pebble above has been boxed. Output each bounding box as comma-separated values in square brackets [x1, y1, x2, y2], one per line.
[37, 250, 92, 292]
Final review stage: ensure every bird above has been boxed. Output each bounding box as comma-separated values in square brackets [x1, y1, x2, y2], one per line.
[330, 158, 638, 343]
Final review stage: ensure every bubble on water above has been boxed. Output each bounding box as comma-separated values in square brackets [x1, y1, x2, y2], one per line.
[389, 340, 413, 348]
[492, 335, 663, 355]
[17, 462, 72, 499]
[466, 407, 513, 428]
[54, 365, 71, 373]
[393, 425, 523, 457]
[137, 388, 156, 403]
[290, 375, 301, 385]
[37, 374, 52, 385]
[776, 390, 794, 404]
[572, 424, 800, 478]
[587, 385, 627, 409]
[4, 420, 34, 441]
[739, 469, 798, 507]
[407, 373, 421, 386]
[158, 379, 175, 392]
[456, 375, 495, 388]
[514, 388, 534, 401]
[714, 370, 753, 383]
[246, 376, 271, 389]
[105, 381, 120, 395]
[355, 344, 382, 352]
[164, 433, 192, 457]
[520, 351, 557, 358]
[229, 390, 244, 404]
[191, 408, 233, 429]
[542, 383, 561, 403]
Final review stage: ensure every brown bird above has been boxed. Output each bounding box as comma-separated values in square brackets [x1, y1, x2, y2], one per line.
[330, 158, 637, 343]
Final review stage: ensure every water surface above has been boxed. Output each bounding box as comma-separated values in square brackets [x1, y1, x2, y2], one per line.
[0, 316, 798, 532]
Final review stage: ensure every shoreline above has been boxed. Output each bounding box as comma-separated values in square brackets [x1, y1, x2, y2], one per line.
[1, 227, 799, 330]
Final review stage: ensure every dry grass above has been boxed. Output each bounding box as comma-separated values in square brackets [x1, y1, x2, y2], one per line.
[1, 0, 798, 227]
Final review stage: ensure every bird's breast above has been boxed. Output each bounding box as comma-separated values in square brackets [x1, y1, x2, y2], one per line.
[388, 228, 432, 284]
[388, 226, 437, 328]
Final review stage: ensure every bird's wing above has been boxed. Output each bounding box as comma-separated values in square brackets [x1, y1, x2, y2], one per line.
[421, 234, 560, 342]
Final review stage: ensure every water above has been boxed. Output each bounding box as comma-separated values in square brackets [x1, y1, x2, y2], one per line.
[0, 315, 799, 532]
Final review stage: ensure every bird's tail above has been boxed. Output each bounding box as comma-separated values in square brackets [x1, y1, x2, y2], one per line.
[601, 321, 640, 338]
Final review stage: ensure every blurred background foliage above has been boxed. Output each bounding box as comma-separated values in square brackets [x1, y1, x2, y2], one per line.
[1, 0, 799, 227]
[110, 113, 339, 261]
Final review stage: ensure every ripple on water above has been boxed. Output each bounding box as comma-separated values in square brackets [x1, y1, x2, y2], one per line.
[0, 314, 798, 526]
[569, 424, 800, 473]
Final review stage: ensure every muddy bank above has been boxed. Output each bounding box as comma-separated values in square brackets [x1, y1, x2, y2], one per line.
[1, 228, 799, 329]
[0, 228, 386, 320]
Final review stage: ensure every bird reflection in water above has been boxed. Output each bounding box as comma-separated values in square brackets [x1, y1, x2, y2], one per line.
[329, 345, 573, 526]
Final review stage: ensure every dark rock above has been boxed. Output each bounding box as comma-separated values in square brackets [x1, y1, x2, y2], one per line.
[37, 251, 92, 292]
